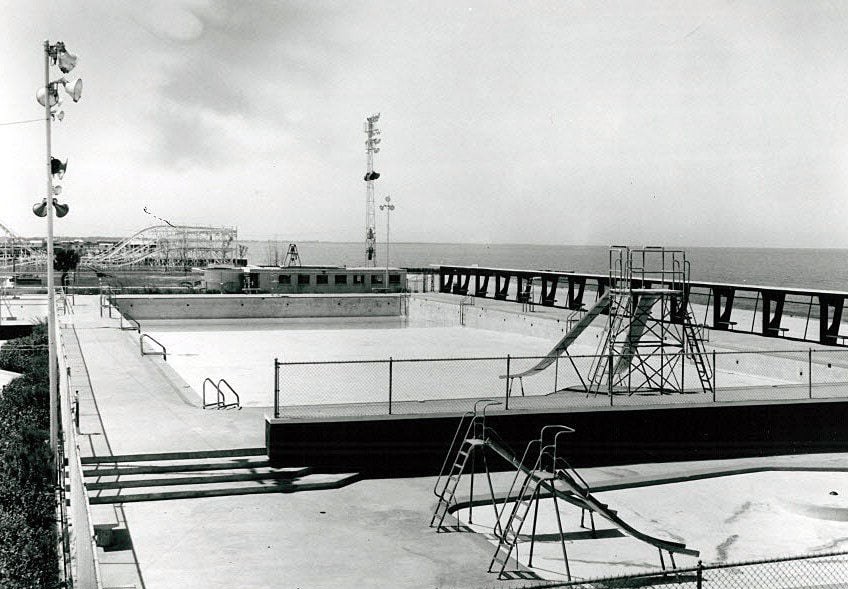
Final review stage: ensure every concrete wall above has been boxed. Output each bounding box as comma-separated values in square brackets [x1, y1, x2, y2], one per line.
[114, 294, 405, 320]
[267, 398, 848, 477]
[409, 294, 606, 343]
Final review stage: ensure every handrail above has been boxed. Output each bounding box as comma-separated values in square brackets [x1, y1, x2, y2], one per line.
[216, 378, 241, 410]
[202, 378, 221, 409]
[139, 333, 167, 361]
[119, 310, 140, 333]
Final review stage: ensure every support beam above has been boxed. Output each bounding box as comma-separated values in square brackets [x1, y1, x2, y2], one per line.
[439, 269, 454, 293]
[761, 290, 786, 337]
[540, 275, 558, 306]
[567, 277, 586, 310]
[712, 286, 736, 330]
[818, 294, 845, 345]
[494, 273, 510, 301]
[452, 272, 470, 295]
[475, 272, 490, 297]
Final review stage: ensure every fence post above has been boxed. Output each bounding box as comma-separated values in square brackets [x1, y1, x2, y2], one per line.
[712, 350, 717, 402]
[505, 355, 511, 411]
[808, 349, 812, 399]
[608, 352, 614, 407]
[388, 357, 393, 415]
[273, 358, 280, 419]
[696, 560, 703, 589]
[554, 356, 559, 394]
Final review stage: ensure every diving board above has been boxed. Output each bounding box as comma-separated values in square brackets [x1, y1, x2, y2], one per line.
[501, 293, 610, 380]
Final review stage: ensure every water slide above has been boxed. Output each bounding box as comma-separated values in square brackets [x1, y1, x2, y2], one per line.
[501, 293, 610, 380]
[485, 438, 699, 558]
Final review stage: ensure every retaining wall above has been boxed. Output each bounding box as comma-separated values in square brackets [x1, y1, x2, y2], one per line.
[409, 295, 605, 343]
[114, 293, 404, 320]
[267, 398, 848, 477]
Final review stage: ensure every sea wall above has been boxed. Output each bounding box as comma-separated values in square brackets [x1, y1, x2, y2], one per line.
[113, 294, 404, 320]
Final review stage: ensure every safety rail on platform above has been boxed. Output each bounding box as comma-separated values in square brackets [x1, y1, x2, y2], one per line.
[272, 347, 848, 418]
[202, 377, 241, 410]
[139, 333, 167, 361]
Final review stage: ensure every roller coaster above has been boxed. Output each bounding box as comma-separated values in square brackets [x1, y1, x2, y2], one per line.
[0, 221, 241, 273]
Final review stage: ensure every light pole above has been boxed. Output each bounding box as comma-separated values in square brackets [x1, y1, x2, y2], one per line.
[379, 195, 395, 290]
[36, 40, 81, 474]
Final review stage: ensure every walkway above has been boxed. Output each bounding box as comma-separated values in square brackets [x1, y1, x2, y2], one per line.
[61, 294, 848, 588]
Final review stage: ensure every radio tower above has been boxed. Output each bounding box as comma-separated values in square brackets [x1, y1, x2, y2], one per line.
[363, 113, 381, 265]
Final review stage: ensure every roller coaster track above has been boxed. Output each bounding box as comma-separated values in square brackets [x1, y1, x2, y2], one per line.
[84, 224, 239, 270]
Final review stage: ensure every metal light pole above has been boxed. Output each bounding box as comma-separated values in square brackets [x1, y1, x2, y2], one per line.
[379, 196, 395, 290]
[43, 40, 58, 469]
[36, 39, 81, 475]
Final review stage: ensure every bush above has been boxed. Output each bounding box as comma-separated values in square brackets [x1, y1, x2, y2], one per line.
[0, 326, 58, 588]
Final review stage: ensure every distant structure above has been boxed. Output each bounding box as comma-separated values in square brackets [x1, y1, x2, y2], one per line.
[363, 113, 381, 266]
[85, 224, 240, 270]
[283, 243, 301, 267]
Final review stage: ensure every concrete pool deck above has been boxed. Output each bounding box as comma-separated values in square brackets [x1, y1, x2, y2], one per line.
[60, 294, 848, 588]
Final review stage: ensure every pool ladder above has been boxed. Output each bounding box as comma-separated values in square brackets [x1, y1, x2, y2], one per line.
[202, 378, 242, 410]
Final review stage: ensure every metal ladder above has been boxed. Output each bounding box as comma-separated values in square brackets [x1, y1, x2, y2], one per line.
[489, 425, 575, 580]
[488, 471, 541, 577]
[683, 308, 713, 395]
[430, 400, 500, 531]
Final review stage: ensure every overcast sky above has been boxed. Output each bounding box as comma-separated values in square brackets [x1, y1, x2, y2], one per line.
[2, 1, 847, 247]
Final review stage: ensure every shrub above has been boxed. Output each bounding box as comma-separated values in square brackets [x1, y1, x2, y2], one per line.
[0, 325, 58, 588]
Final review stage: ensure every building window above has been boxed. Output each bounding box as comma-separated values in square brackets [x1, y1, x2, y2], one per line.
[389, 274, 401, 284]
[278, 275, 291, 284]
[297, 274, 310, 285]
[353, 274, 365, 284]
[316, 274, 328, 285]
[334, 275, 347, 285]
[372, 275, 384, 284]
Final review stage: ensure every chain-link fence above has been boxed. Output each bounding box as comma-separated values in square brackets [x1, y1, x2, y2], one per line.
[505, 551, 848, 589]
[273, 348, 848, 417]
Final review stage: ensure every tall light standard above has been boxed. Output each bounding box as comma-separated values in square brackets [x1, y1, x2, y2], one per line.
[35, 40, 81, 473]
[378, 195, 395, 290]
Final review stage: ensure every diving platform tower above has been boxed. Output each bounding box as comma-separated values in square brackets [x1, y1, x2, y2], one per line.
[588, 246, 713, 396]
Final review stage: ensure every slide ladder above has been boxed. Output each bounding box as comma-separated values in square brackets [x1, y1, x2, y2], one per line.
[488, 472, 542, 577]
[430, 400, 501, 531]
[683, 309, 713, 395]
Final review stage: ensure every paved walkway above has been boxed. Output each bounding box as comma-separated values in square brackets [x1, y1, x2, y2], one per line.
[62, 294, 848, 589]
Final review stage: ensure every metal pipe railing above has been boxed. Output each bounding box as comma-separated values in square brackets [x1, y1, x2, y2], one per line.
[139, 333, 166, 361]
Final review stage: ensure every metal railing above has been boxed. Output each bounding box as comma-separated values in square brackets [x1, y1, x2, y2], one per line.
[202, 377, 241, 410]
[118, 310, 140, 332]
[272, 348, 848, 418]
[139, 333, 167, 361]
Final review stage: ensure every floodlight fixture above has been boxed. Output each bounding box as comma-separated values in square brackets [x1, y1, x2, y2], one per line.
[51, 157, 67, 179]
[56, 47, 78, 74]
[61, 78, 83, 102]
[36, 85, 59, 107]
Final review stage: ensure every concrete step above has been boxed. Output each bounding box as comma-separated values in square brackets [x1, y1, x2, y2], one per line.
[83, 456, 280, 477]
[88, 472, 361, 504]
[86, 467, 311, 490]
[80, 446, 266, 465]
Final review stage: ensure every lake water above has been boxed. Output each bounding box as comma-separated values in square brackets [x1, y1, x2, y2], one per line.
[244, 241, 848, 292]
